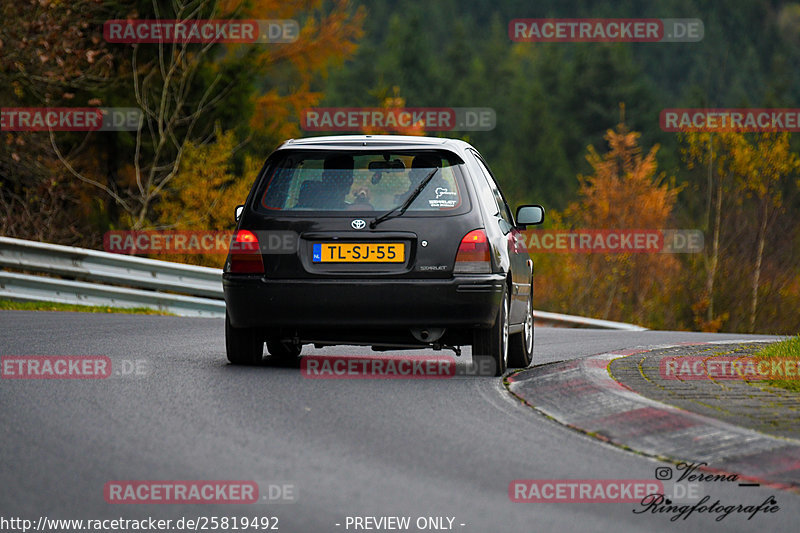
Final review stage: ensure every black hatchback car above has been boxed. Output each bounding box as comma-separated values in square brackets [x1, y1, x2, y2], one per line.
[223, 135, 544, 375]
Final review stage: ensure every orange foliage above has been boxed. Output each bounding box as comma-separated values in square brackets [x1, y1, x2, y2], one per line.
[568, 122, 681, 228]
[362, 86, 426, 136]
[536, 121, 684, 328]
[156, 128, 257, 267]
[230, 0, 366, 140]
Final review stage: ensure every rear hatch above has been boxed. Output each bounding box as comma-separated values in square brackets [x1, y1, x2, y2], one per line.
[239, 149, 478, 279]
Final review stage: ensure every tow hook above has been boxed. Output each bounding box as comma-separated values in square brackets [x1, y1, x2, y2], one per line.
[432, 343, 462, 357]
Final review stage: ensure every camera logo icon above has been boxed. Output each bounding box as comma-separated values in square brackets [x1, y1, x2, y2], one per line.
[655, 467, 673, 480]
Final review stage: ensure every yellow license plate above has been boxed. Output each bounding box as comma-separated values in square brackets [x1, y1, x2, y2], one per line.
[312, 243, 405, 263]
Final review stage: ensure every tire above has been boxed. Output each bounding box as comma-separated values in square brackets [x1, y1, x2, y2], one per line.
[473, 286, 509, 377]
[225, 311, 264, 365]
[508, 287, 534, 368]
[266, 339, 303, 360]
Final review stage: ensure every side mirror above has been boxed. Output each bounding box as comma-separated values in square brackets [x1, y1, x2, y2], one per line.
[234, 205, 244, 222]
[516, 205, 545, 227]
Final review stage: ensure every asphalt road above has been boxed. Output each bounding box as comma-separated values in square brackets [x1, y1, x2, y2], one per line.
[0, 310, 795, 532]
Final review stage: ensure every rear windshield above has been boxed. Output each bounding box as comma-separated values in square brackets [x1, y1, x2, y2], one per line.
[254, 150, 469, 215]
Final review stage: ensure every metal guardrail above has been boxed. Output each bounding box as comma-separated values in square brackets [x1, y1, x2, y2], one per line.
[0, 236, 222, 298]
[0, 236, 224, 317]
[0, 236, 648, 329]
[0, 271, 225, 317]
[532, 309, 647, 331]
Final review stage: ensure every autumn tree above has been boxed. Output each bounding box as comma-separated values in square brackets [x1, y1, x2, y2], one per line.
[730, 133, 799, 331]
[155, 127, 256, 267]
[681, 132, 741, 331]
[0, 0, 115, 245]
[685, 132, 800, 332]
[242, 0, 365, 143]
[536, 117, 683, 327]
[12, 0, 364, 234]
[358, 86, 425, 135]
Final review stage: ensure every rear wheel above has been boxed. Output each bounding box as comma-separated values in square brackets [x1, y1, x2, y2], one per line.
[508, 288, 534, 368]
[266, 339, 303, 360]
[225, 311, 264, 365]
[473, 286, 509, 376]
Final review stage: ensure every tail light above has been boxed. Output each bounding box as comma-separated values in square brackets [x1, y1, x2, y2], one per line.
[227, 230, 264, 274]
[454, 229, 492, 273]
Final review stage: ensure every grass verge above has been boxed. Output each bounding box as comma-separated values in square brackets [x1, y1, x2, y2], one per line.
[753, 336, 800, 393]
[0, 299, 172, 316]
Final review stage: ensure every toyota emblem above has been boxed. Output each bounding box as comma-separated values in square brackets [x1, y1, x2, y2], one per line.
[351, 219, 366, 230]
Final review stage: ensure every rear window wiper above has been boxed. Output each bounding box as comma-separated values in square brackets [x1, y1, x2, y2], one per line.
[369, 169, 438, 229]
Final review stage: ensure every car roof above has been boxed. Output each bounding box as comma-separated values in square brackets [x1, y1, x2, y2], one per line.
[276, 134, 474, 154]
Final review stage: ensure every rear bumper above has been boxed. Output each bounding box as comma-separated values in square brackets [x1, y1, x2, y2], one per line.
[223, 274, 504, 329]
